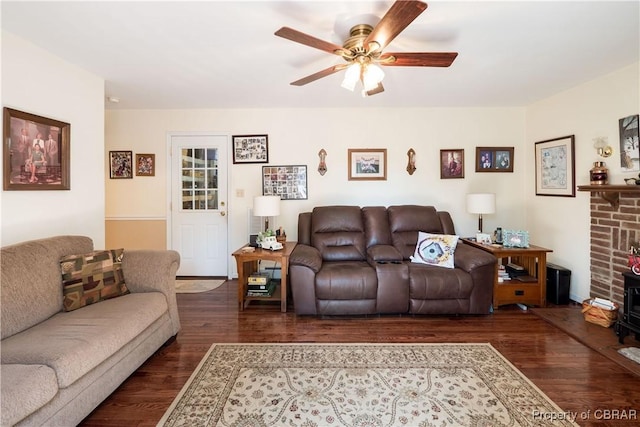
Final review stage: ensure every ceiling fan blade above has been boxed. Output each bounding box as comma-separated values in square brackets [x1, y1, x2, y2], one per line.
[381, 52, 458, 67]
[290, 64, 347, 86]
[364, 0, 428, 52]
[275, 27, 346, 55]
[364, 82, 385, 97]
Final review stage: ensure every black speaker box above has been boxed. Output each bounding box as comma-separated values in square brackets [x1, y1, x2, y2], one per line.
[546, 263, 571, 305]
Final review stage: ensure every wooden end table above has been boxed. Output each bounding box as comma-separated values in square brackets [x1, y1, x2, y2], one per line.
[462, 239, 552, 308]
[232, 241, 296, 312]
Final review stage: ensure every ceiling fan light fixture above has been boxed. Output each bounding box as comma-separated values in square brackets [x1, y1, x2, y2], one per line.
[362, 63, 385, 92]
[275, 1, 457, 97]
[341, 63, 360, 91]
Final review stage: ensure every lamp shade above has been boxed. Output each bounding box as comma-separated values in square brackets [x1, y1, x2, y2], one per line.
[341, 63, 360, 91]
[466, 193, 496, 214]
[362, 64, 385, 91]
[253, 195, 280, 217]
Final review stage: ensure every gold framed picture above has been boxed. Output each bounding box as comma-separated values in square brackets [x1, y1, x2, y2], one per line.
[3, 107, 70, 190]
[348, 148, 387, 181]
[136, 153, 155, 176]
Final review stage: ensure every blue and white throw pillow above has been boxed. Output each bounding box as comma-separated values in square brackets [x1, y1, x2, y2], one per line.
[410, 232, 459, 268]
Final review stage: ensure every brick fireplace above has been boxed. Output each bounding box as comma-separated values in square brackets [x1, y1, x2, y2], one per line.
[588, 191, 640, 306]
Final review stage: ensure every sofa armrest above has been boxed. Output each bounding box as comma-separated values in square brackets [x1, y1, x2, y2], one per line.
[122, 250, 181, 335]
[367, 245, 403, 265]
[454, 243, 496, 273]
[290, 244, 322, 273]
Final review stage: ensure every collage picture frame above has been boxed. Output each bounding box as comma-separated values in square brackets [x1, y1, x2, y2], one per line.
[262, 165, 308, 200]
[475, 147, 514, 172]
[232, 134, 268, 164]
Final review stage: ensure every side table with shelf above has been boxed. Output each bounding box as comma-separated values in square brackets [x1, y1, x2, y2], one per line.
[232, 241, 296, 313]
[462, 239, 552, 308]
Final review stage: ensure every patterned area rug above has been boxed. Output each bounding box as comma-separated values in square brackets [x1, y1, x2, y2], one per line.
[175, 280, 225, 294]
[158, 343, 577, 427]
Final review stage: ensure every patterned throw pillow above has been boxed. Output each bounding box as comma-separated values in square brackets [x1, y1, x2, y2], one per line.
[60, 249, 129, 312]
[410, 232, 459, 269]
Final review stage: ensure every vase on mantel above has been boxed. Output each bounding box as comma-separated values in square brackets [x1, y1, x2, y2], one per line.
[590, 161, 609, 185]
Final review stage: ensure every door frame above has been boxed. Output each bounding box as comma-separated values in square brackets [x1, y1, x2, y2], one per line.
[165, 131, 233, 279]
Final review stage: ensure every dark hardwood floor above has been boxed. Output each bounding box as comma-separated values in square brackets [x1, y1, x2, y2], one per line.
[81, 281, 640, 427]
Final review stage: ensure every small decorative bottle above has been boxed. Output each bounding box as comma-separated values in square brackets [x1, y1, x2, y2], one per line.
[590, 161, 608, 185]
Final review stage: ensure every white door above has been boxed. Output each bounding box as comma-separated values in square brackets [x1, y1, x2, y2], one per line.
[169, 134, 228, 276]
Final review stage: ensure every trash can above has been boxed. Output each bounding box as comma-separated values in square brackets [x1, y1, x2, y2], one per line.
[547, 263, 571, 305]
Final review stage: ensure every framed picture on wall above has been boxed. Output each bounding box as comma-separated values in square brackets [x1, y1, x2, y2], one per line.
[475, 147, 514, 172]
[440, 149, 464, 179]
[3, 107, 70, 190]
[232, 134, 268, 164]
[619, 114, 639, 172]
[109, 150, 133, 179]
[348, 148, 387, 180]
[262, 165, 307, 200]
[534, 135, 575, 197]
[135, 153, 155, 176]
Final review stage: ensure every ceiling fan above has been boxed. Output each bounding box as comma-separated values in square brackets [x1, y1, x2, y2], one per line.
[274, 0, 458, 97]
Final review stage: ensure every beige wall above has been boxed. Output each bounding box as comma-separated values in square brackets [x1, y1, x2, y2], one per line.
[105, 107, 529, 278]
[525, 62, 640, 302]
[1, 31, 105, 247]
[106, 62, 639, 295]
[105, 219, 166, 250]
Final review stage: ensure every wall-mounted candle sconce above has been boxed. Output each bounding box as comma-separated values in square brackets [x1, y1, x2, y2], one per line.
[593, 137, 613, 158]
[406, 148, 416, 175]
[318, 149, 327, 176]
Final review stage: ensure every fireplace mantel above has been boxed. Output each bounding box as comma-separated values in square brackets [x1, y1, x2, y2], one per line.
[577, 185, 640, 209]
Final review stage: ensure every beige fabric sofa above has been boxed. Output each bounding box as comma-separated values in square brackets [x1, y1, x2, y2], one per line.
[0, 236, 181, 426]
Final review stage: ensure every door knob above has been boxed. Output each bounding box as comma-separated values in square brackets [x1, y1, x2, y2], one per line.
[220, 211, 226, 216]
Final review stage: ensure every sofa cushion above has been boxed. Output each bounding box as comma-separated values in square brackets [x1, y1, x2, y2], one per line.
[410, 232, 459, 268]
[311, 206, 366, 261]
[60, 249, 129, 311]
[1, 236, 94, 340]
[408, 264, 474, 299]
[315, 261, 378, 300]
[0, 364, 58, 426]
[0, 292, 167, 388]
[387, 205, 444, 258]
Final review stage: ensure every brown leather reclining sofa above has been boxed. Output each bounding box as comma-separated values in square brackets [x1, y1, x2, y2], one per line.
[289, 205, 497, 316]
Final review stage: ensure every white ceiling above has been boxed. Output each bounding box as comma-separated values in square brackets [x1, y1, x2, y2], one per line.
[2, 1, 639, 110]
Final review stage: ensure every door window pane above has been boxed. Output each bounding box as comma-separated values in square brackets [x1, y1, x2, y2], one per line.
[181, 147, 219, 211]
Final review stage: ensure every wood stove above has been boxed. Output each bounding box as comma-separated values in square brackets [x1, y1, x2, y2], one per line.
[616, 271, 640, 344]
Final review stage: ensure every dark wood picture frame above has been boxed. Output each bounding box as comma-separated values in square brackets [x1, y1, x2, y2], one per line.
[475, 147, 514, 172]
[262, 165, 307, 200]
[440, 149, 464, 179]
[232, 134, 268, 164]
[619, 114, 639, 171]
[109, 150, 133, 179]
[348, 148, 387, 181]
[3, 107, 70, 190]
[534, 135, 576, 197]
[135, 153, 155, 176]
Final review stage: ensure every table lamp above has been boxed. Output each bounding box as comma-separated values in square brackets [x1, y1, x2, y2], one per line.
[253, 195, 280, 232]
[466, 193, 495, 233]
